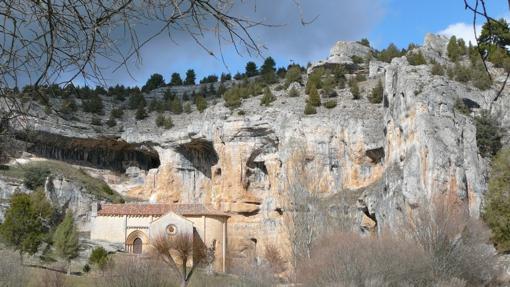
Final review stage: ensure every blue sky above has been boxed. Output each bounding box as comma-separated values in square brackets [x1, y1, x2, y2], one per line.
[87, 0, 510, 87]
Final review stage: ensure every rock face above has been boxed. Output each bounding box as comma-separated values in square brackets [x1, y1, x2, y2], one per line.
[308, 40, 371, 72]
[1, 34, 505, 271]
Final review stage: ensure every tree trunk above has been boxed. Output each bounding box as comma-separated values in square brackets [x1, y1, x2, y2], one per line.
[67, 260, 71, 275]
[180, 279, 189, 287]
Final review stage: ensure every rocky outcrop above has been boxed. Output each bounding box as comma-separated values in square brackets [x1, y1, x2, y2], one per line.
[308, 40, 371, 72]
[1, 34, 504, 271]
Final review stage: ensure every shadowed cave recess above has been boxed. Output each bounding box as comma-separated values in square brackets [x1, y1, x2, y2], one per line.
[16, 131, 160, 172]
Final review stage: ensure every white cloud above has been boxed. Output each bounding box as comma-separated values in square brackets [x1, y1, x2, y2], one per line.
[438, 22, 482, 44]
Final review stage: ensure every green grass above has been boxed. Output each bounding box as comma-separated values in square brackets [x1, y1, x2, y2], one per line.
[0, 160, 123, 203]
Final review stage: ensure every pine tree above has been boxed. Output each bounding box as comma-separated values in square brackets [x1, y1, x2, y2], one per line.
[142, 73, 165, 92]
[369, 80, 384, 104]
[350, 79, 361, 100]
[135, 105, 148, 120]
[260, 87, 276, 106]
[53, 211, 79, 275]
[447, 36, 461, 62]
[169, 73, 183, 86]
[170, 98, 183, 114]
[0, 192, 53, 262]
[261, 57, 277, 83]
[89, 246, 110, 275]
[195, 95, 208, 112]
[245, 61, 258, 77]
[184, 69, 196, 85]
[307, 84, 321, 107]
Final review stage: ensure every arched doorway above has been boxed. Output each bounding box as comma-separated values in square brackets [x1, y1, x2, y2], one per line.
[133, 237, 143, 254]
[125, 230, 149, 254]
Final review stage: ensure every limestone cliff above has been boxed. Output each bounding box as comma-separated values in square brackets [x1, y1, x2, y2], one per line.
[1, 34, 508, 269]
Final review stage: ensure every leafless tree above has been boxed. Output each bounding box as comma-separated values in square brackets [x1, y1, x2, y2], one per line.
[151, 233, 207, 287]
[285, 146, 323, 265]
[0, 0, 312, 120]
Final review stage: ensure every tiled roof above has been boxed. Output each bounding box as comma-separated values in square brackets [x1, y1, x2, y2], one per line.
[97, 203, 230, 217]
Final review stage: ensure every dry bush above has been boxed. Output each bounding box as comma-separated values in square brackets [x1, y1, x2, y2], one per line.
[0, 250, 29, 287]
[264, 244, 286, 275]
[96, 256, 176, 287]
[298, 199, 497, 287]
[39, 269, 66, 287]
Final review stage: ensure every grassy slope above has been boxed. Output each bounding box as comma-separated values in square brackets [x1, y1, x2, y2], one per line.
[0, 160, 124, 203]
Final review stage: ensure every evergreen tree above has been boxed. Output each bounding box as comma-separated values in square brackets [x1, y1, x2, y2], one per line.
[260, 87, 276, 106]
[261, 57, 277, 83]
[245, 61, 258, 77]
[479, 19, 510, 68]
[484, 148, 510, 252]
[89, 246, 110, 274]
[128, 93, 146, 110]
[359, 38, 370, 47]
[169, 73, 183, 86]
[369, 79, 384, 104]
[475, 110, 502, 158]
[304, 103, 317, 115]
[447, 36, 461, 61]
[170, 97, 183, 114]
[0, 193, 52, 262]
[82, 94, 104, 114]
[406, 51, 427, 66]
[349, 79, 361, 100]
[285, 66, 302, 87]
[142, 73, 165, 92]
[184, 69, 196, 85]
[183, 102, 192, 113]
[220, 73, 232, 82]
[53, 211, 79, 275]
[307, 84, 321, 107]
[195, 95, 207, 112]
[135, 105, 148, 120]
[377, 43, 402, 63]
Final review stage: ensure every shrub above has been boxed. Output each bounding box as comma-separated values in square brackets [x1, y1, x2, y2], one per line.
[484, 148, 510, 252]
[237, 110, 246, 116]
[89, 246, 110, 273]
[304, 103, 317, 115]
[349, 79, 361, 100]
[111, 108, 124, 119]
[91, 117, 102, 126]
[223, 88, 242, 108]
[195, 95, 207, 112]
[298, 200, 496, 286]
[170, 98, 183, 114]
[59, 98, 78, 114]
[183, 102, 192, 113]
[369, 79, 384, 104]
[453, 63, 471, 83]
[105, 117, 116, 127]
[475, 110, 502, 158]
[307, 85, 321, 107]
[148, 99, 165, 113]
[24, 166, 50, 189]
[471, 67, 492, 90]
[323, 100, 337, 109]
[306, 67, 325, 93]
[260, 87, 276, 106]
[431, 63, 445, 76]
[128, 93, 146, 110]
[454, 98, 470, 115]
[358, 38, 370, 47]
[155, 115, 173, 129]
[135, 106, 147, 120]
[285, 66, 302, 87]
[288, 86, 300, 97]
[82, 94, 104, 114]
[406, 51, 427, 65]
[351, 55, 364, 64]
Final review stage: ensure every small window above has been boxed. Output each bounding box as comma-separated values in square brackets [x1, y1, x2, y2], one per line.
[166, 224, 177, 235]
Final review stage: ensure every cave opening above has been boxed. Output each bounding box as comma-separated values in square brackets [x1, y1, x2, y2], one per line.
[174, 139, 219, 178]
[17, 131, 160, 173]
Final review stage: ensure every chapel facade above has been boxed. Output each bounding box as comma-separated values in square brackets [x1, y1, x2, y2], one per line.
[90, 203, 229, 272]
